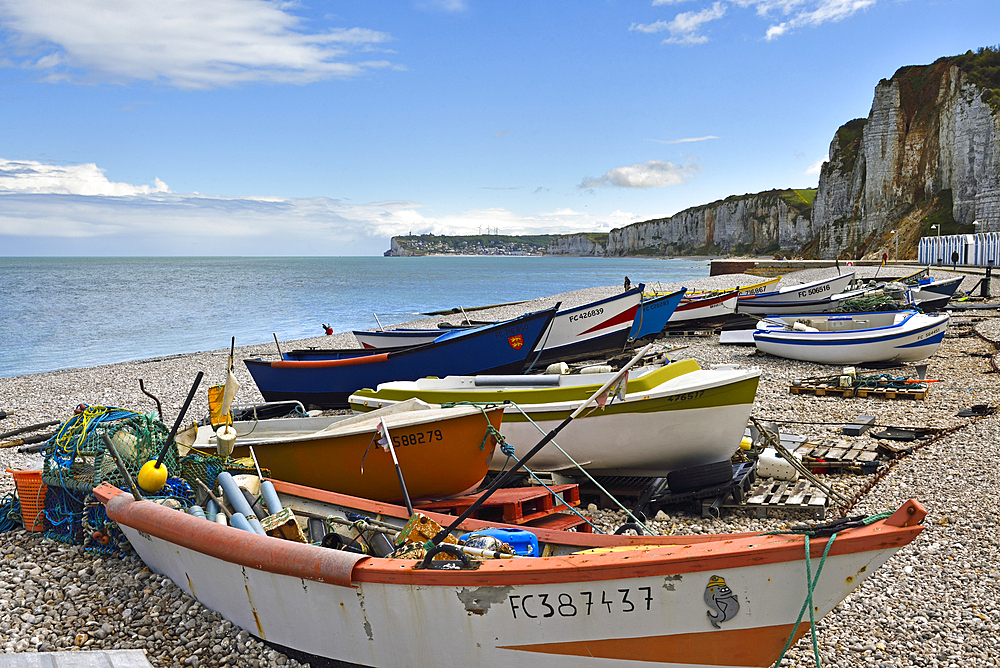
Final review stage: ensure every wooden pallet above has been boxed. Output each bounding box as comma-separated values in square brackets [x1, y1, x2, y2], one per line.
[791, 438, 881, 470]
[789, 384, 928, 400]
[414, 484, 581, 526]
[732, 480, 829, 519]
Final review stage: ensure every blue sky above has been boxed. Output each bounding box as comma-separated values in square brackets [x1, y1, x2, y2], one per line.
[0, 0, 995, 256]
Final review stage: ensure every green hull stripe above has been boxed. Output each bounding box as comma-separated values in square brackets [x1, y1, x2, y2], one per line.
[501, 376, 760, 423]
[352, 359, 703, 406]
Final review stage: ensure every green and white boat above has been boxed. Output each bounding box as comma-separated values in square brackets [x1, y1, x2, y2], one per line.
[349, 359, 760, 477]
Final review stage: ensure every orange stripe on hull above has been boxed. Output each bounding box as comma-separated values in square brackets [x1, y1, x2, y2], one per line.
[499, 622, 811, 666]
[272, 353, 390, 368]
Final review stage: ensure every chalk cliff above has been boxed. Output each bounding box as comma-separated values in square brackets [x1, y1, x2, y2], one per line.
[546, 234, 607, 256]
[811, 56, 1000, 258]
[606, 190, 815, 257]
[608, 48, 1000, 259]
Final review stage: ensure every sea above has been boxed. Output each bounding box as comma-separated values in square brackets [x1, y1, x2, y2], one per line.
[0, 256, 711, 378]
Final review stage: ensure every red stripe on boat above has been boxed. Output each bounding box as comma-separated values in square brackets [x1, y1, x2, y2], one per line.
[579, 305, 640, 335]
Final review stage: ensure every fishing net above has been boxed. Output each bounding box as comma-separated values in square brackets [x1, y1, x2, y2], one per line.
[835, 295, 906, 312]
[41, 405, 176, 493]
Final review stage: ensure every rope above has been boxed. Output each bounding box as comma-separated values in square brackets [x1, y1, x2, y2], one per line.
[0, 493, 21, 532]
[748, 417, 850, 507]
[44, 405, 145, 468]
[503, 401, 649, 535]
[770, 533, 838, 668]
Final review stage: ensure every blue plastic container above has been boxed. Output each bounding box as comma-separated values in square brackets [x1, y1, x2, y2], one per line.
[461, 528, 539, 557]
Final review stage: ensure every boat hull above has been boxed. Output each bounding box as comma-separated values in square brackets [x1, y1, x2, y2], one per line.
[528, 288, 643, 367]
[629, 289, 685, 339]
[351, 362, 761, 476]
[737, 273, 855, 316]
[98, 484, 926, 668]
[245, 308, 556, 409]
[753, 311, 950, 364]
[663, 289, 738, 331]
[210, 405, 504, 503]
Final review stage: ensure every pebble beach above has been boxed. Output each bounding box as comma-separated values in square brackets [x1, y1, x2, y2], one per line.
[2, 266, 999, 667]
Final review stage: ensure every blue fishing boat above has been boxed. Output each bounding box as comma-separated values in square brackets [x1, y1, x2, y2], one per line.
[244, 307, 558, 408]
[628, 288, 686, 339]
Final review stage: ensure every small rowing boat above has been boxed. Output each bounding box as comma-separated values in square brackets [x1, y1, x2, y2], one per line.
[96, 476, 926, 668]
[628, 288, 686, 339]
[752, 310, 950, 364]
[193, 399, 504, 503]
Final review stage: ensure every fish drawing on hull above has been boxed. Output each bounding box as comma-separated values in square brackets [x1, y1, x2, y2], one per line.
[704, 575, 740, 629]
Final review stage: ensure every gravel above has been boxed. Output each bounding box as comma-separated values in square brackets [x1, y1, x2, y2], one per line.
[2, 270, 999, 666]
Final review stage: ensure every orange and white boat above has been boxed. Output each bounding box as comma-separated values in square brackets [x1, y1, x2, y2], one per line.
[194, 399, 503, 503]
[96, 476, 926, 668]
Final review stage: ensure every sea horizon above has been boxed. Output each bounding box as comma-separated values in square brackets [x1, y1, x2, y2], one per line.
[1, 255, 714, 378]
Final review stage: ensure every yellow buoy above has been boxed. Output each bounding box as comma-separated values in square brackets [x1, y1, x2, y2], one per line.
[138, 460, 168, 493]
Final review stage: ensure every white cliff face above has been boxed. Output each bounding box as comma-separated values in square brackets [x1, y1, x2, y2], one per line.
[546, 235, 606, 256]
[606, 193, 814, 257]
[813, 65, 1000, 257]
[386, 238, 415, 256]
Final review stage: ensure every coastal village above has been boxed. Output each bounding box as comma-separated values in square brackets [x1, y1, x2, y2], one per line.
[2, 46, 1000, 668]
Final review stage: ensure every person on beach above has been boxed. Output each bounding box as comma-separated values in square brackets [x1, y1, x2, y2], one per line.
[624, 276, 631, 291]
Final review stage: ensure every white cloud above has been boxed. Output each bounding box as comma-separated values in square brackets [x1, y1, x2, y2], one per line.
[0, 0, 394, 89]
[805, 156, 828, 175]
[579, 159, 701, 189]
[0, 159, 169, 196]
[0, 158, 638, 255]
[631, 2, 726, 45]
[649, 135, 719, 144]
[635, 0, 877, 44]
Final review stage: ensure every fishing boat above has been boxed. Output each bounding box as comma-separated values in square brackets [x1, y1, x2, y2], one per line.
[244, 307, 557, 409]
[663, 288, 739, 331]
[96, 477, 926, 668]
[628, 288, 686, 339]
[736, 272, 857, 315]
[193, 400, 504, 503]
[651, 276, 780, 299]
[354, 288, 644, 367]
[908, 275, 963, 311]
[752, 310, 950, 364]
[354, 328, 445, 349]
[349, 360, 760, 476]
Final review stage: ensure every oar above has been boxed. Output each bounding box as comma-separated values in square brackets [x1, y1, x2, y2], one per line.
[374, 313, 385, 331]
[431, 342, 653, 546]
[0, 420, 60, 441]
[273, 334, 284, 359]
[160, 372, 202, 467]
[380, 417, 414, 515]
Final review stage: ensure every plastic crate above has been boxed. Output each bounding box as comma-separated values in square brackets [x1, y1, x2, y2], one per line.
[7, 469, 47, 532]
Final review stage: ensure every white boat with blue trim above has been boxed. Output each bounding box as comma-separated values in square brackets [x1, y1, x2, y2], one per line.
[736, 272, 857, 315]
[752, 310, 950, 364]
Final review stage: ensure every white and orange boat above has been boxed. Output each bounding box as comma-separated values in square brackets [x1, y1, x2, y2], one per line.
[96, 475, 926, 668]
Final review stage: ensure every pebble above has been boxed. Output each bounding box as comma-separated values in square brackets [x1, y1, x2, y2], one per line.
[1, 269, 999, 666]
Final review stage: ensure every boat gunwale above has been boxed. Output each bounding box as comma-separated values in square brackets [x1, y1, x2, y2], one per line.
[97, 482, 925, 589]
